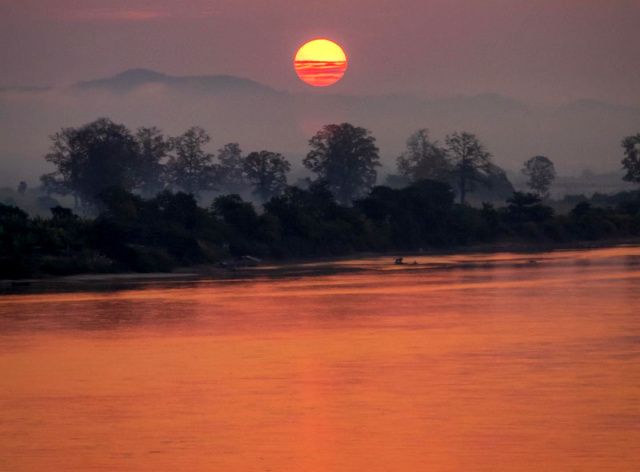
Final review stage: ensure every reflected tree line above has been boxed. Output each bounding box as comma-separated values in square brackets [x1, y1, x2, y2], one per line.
[1, 118, 640, 278]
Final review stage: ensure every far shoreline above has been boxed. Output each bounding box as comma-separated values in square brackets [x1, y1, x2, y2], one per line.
[2, 238, 639, 294]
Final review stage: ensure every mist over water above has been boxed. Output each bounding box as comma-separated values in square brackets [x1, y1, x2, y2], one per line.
[1, 247, 639, 471]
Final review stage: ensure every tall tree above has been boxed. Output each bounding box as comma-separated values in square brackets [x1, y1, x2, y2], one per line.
[522, 155, 556, 198]
[216, 143, 247, 194]
[41, 118, 139, 209]
[304, 123, 380, 205]
[165, 127, 216, 197]
[445, 131, 493, 204]
[243, 150, 290, 201]
[135, 127, 170, 197]
[397, 129, 450, 182]
[622, 133, 640, 184]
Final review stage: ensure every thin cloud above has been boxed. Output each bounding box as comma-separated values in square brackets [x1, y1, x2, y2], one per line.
[59, 8, 171, 22]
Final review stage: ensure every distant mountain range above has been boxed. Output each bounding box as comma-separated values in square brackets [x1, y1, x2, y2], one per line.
[76, 68, 281, 96]
[1, 68, 639, 189]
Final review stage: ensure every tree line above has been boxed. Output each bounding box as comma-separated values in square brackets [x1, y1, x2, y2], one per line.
[41, 119, 393, 209]
[41, 120, 293, 208]
[39, 118, 574, 211]
[394, 129, 561, 202]
[1, 118, 639, 278]
[2, 176, 639, 278]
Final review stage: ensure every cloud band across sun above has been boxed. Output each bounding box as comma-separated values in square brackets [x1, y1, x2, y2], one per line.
[294, 39, 348, 87]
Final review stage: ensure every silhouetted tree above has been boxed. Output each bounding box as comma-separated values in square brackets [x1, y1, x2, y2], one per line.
[505, 192, 554, 224]
[622, 134, 640, 184]
[16, 117, 640, 279]
[154, 191, 203, 231]
[357, 179, 455, 248]
[216, 143, 247, 194]
[165, 127, 216, 197]
[0, 203, 31, 277]
[397, 129, 450, 182]
[264, 181, 368, 255]
[568, 201, 618, 240]
[135, 127, 170, 197]
[50, 205, 76, 221]
[41, 118, 140, 209]
[445, 131, 493, 204]
[522, 155, 556, 198]
[96, 186, 143, 224]
[211, 194, 263, 254]
[304, 123, 380, 205]
[472, 163, 516, 202]
[481, 202, 499, 233]
[243, 150, 290, 201]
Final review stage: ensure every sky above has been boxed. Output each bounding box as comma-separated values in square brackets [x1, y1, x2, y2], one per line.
[1, 0, 640, 105]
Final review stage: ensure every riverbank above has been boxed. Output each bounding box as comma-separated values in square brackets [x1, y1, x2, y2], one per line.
[2, 238, 639, 295]
[4, 181, 640, 282]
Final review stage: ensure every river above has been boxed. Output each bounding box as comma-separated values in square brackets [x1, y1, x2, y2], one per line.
[1, 246, 639, 471]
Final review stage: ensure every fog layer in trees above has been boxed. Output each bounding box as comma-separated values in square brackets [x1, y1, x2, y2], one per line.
[1, 119, 639, 278]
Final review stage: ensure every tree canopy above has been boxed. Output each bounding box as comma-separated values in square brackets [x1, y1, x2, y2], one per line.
[622, 134, 640, 184]
[445, 132, 493, 204]
[522, 155, 556, 198]
[397, 129, 450, 182]
[216, 143, 247, 194]
[165, 127, 216, 197]
[135, 126, 170, 197]
[304, 123, 380, 205]
[41, 118, 140, 208]
[244, 151, 291, 201]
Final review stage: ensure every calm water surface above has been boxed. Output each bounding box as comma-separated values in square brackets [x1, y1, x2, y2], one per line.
[1, 247, 639, 471]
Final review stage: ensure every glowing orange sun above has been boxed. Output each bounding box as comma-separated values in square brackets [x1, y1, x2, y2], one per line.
[294, 38, 348, 87]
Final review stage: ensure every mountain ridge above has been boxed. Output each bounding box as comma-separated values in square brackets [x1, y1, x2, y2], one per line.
[75, 68, 282, 96]
[2, 68, 639, 113]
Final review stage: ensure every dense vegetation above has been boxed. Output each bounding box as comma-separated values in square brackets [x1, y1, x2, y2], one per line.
[1, 119, 639, 278]
[2, 181, 640, 278]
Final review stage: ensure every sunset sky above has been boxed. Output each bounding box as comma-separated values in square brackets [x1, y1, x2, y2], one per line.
[1, 0, 639, 104]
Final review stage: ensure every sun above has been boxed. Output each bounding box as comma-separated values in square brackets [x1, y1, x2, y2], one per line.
[294, 38, 348, 87]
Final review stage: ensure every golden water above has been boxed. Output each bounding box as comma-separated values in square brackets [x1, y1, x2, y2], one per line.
[1, 247, 639, 471]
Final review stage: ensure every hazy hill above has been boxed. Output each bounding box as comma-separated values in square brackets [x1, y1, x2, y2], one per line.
[1, 69, 638, 189]
[76, 68, 281, 96]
